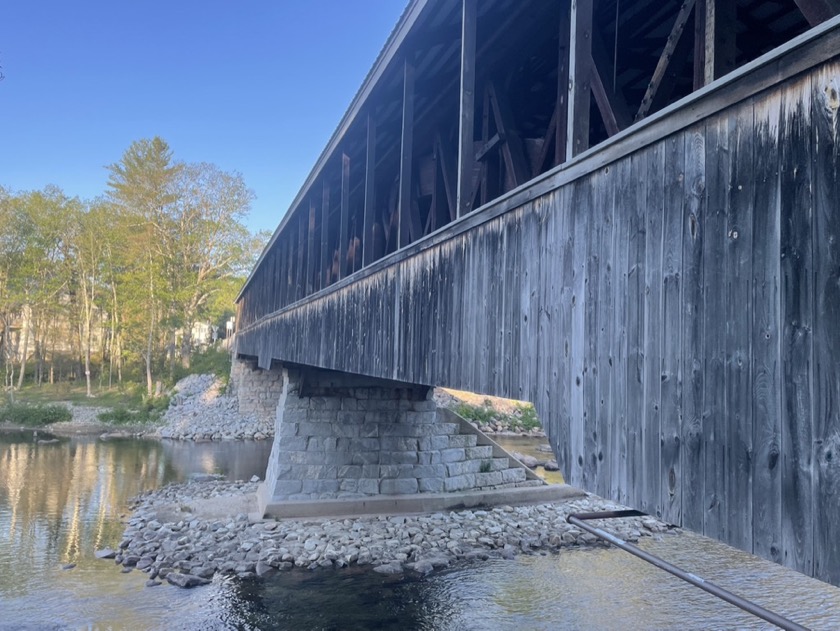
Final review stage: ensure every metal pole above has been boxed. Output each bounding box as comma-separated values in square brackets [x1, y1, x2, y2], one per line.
[567, 512, 810, 631]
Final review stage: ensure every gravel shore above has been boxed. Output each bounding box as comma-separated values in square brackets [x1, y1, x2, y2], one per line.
[107, 478, 678, 588]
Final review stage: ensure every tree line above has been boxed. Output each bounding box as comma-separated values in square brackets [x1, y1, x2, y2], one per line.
[0, 137, 268, 398]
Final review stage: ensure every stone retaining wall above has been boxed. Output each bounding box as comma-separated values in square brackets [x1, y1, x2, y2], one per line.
[230, 359, 285, 423]
[261, 367, 532, 504]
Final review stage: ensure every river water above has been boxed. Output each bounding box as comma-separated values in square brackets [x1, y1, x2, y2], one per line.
[2, 429, 840, 630]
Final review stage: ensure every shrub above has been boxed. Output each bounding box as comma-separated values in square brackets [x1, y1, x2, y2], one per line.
[0, 403, 72, 427]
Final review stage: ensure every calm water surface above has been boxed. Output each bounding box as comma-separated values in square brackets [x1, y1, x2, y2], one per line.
[2, 430, 839, 630]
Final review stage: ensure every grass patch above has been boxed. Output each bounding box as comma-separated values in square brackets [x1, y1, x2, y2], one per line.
[452, 399, 542, 432]
[0, 403, 72, 427]
[98, 394, 170, 426]
[173, 347, 231, 388]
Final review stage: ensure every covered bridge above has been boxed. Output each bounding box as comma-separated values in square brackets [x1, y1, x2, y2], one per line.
[235, 0, 840, 585]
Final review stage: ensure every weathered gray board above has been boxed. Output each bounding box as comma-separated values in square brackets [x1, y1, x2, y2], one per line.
[237, 55, 840, 583]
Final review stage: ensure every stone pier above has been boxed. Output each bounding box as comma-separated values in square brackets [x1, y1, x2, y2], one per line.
[231, 359, 546, 518]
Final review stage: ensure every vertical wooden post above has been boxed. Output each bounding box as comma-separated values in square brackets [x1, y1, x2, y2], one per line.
[456, 0, 477, 217]
[306, 200, 316, 295]
[693, 0, 707, 90]
[703, 0, 736, 85]
[567, 0, 593, 159]
[555, 1, 571, 165]
[363, 113, 377, 267]
[296, 213, 306, 300]
[320, 179, 330, 288]
[398, 58, 415, 248]
[339, 153, 350, 279]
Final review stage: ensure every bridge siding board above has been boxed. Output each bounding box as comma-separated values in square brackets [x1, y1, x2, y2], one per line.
[660, 134, 685, 525]
[606, 160, 631, 504]
[724, 102, 755, 554]
[583, 170, 602, 493]
[681, 124, 707, 534]
[751, 96, 783, 566]
[595, 167, 615, 498]
[780, 76, 815, 576]
[626, 152, 647, 512]
[569, 178, 589, 485]
[235, 56, 840, 584]
[703, 115, 728, 542]
[560, 185, 576, 479]
[812, 62, 840, 585]
[643, 142, 665, 518]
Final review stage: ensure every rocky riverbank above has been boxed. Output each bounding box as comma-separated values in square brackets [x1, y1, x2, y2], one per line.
[151, 374, 273, 441]
[106, 478, 678, 588]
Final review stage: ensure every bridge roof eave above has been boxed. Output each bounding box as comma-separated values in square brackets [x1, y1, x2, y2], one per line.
[236, 0, 429, 303]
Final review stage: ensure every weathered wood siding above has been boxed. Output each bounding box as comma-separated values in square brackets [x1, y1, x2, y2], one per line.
[238, 53, 840, 583]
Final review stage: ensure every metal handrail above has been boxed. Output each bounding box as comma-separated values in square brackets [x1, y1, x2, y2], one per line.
[566, 510, 809, 631]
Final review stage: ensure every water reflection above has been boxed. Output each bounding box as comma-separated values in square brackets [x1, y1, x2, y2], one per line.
[0, 430, 271, 628]
[2, 430, 839, 630]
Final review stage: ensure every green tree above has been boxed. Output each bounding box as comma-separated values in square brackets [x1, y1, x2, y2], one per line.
[167, 162, 255, 367]
[106, 137, 181, 396]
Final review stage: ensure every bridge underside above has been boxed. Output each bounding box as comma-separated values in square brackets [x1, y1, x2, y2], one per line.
[237, 8, 840, 586]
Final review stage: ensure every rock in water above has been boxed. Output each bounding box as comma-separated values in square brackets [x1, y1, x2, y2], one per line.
[166, 572, 211, 588]
[62, 563, 76, 570]
[95, 548, 116, 559]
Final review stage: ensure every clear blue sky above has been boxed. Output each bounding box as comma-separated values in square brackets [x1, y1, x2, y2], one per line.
[0, 1, 406, 233]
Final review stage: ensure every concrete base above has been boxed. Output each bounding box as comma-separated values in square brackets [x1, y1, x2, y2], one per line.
[257, 482, 585, 520]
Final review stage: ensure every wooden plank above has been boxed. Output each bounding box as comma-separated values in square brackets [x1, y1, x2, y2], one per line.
[399, 59, 416, 247]
[296, 212, 306, 300]
[582, 172, 601, 494]
[751, 95, 782, 566]
[569, 177, 590, 487]
[625, 150, 647, 509]
[702, 116, 727, 542]
[724, 102, 755, 552]
[456, 0, 477, 217]
[556, 184, 575, 481]
[566, 0, 593, 159]
[363, 114, 377, 267]
[643, 142, 665, 518]
[339, 153, 350, 281]
[594, 166, 614, 498]
[319, 180, 330, 289]
[794, 0, 840, 26]
[779, 77, 815, 576]
[637, 0, 696, 120]
[435, 133, 457, 222]
[611, 158, 631, 505]
[659, 135, 685, 525]
[306, 201, 316, 295]
[704, 0, 737, 85]
[681, 124, 706, 533]
[811, 63, 840, 585]
[555, 5, 571, 166]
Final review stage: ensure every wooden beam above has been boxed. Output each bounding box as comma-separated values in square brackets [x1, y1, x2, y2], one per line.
[555, 3, 571, 166]
[435, 132, 457, 222]
[794, 0, 840, 26]
[296, 213, 306, 300]
[694, 0, 706, 90]
[487, 82, 530, 188]
[363, 113, 376, 267]
[590, 63, 621, 136]
[456, 0, 477, 217]
[320, 180, 330, 288]
[590, 24, 633, 131]
[704, 0, 737, 85]
[398, 58, 416, 248]
[339, 153, 350, 280]
[637, 0, 696, 121]
[306, 200, 316, 295]
[567, 0, 594, 159]
[475, 133, 501, 162]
